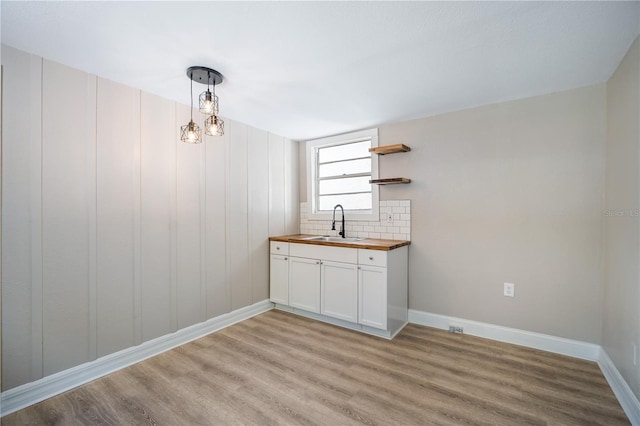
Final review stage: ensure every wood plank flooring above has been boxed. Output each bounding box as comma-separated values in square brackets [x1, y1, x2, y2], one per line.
[3, 309, 629, 425]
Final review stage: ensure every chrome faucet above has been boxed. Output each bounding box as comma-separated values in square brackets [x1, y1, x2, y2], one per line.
[331, 204, 345, 238]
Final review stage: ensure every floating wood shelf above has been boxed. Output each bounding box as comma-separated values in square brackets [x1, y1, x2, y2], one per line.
[369, 178, 411, 185]
[369, 144, 411, 155]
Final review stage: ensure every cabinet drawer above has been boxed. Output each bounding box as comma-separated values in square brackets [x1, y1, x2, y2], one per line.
[290, 243, 358, 264]
[358, 249, 387, 267]
[270, 241, 289, 254]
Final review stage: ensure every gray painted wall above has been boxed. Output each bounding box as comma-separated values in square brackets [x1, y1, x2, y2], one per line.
[603, 36, 640, 401]
[1, 45, 299, 391]
[301, 84, 607, 343]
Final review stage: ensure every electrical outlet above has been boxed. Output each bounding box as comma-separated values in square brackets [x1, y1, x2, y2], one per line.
[384, 213, 393, 225]
[449, 325, 464, 334]
[504, 282, 515, 297]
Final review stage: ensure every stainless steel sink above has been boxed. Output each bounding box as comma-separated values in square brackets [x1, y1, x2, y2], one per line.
[305, 236, 363, 243]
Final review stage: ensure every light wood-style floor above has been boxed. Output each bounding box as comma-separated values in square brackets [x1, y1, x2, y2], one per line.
[4, 310, 629, 425]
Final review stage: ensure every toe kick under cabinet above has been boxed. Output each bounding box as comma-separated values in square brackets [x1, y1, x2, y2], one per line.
[269, 241, 409, 339]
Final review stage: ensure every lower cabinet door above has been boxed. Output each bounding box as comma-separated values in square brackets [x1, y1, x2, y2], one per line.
[289, 256, 321, 313]
[321, 261, 358, 323]
[269, 254, 289, 305]
[358, 265, 387, 330]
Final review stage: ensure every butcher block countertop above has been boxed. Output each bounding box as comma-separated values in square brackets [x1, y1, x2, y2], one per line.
[269, 234, 410, 251]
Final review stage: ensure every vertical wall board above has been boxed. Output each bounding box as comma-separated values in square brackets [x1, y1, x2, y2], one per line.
[140, 92, 173, 342]
[29, 53, 44, 382]
[41, 60, 93, 374]
[248, 127, 270, 302]
[87, 74, 98, 362]
[268, 133, 286, 236]
[199, 130, 207, 322]
[169, 105, 178, 332]
[205, 125, 230, 318]
[96, 77, 139, 357]
[1, 46, 39, 389]
[284, 138, 300, 234]
[175, 105, 203, 328]
[227, 120, 251, 310]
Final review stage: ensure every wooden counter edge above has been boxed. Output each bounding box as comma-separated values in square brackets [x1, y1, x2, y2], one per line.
[269, 234, 410, 251]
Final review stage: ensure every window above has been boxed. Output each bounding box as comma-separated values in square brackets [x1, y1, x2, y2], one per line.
[306, 128, 379, 220]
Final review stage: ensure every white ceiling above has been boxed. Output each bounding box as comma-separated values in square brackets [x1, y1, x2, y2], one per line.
[2, 1, 639, 140]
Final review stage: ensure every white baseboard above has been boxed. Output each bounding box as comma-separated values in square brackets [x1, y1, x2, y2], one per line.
[598, 348, 640, 425]
[1, 299, 274, 417]
[408, 309, 600, 360]
[409, 309, 640, 424]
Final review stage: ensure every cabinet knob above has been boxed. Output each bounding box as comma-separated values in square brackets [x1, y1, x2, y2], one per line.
[369, 256, 374, 260]
[284, 257, 288, 260]
[276, 247, 280, 250]
[358, 266, 361, 270]
[316, 261, 320, 265]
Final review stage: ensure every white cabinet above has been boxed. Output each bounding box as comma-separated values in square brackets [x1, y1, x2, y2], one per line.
[358, 265, 387, 329]
[269, 240, 408, 339]
[289, 256, 321, 313]
[321, 261, 358, 322]
[269, 254, 289, 305]
[269, 242, 290, 305]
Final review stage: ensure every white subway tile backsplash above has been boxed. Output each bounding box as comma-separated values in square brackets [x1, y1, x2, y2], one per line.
[299, 200, 411, 241]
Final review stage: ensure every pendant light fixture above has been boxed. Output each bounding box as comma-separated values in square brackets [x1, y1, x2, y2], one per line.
[182, 66, 224, 143]
[199, 71, 219, 116]
[180, 74, 202, 144]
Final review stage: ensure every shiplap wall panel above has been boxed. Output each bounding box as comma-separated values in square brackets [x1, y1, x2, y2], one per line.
[42, 60, 95, 374]
[96, 78, 139, 357]
[205, 131, 230, 318]
[284, 138, 300, 234]
[248, 127, 270, 302]
[227, 121, 252, 310]
[1, 47, 40, 390]
[140, 92, 174, 342]
[268, 133, 286, 236]
[175, 105, 204, 328]
[1, 46, 300, 392]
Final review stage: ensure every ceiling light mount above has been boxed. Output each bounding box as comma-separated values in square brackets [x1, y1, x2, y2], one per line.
[187, 66, 223, 86]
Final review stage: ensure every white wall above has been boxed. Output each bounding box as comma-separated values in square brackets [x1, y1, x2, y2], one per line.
[603, 36, 640, 400]
[1, 45, 299, 391]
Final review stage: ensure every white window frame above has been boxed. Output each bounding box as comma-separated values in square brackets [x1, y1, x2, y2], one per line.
[306, 128, 379, 221]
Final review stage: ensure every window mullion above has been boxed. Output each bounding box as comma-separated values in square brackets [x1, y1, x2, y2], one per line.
[318, 172, 371, 181]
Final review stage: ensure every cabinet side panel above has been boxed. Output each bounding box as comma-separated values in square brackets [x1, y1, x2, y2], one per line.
[387, 246, 409, 325]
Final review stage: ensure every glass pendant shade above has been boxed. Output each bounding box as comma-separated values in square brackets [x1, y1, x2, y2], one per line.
[181, 120, 202, 144]
[205, 115, 225, 136]
[199, 90, 219, 115]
